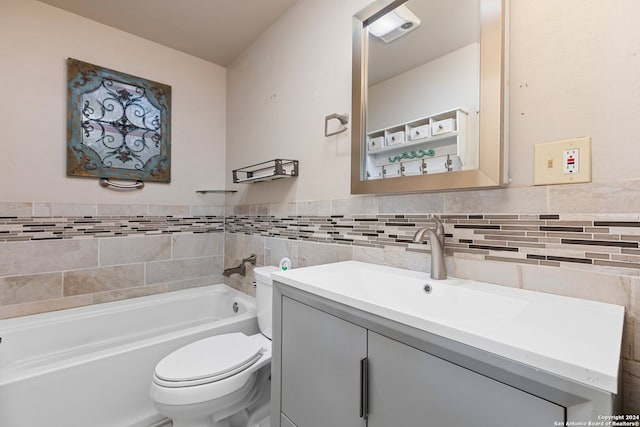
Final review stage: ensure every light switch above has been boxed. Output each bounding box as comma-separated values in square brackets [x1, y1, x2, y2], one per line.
[534, 137, 591, 185]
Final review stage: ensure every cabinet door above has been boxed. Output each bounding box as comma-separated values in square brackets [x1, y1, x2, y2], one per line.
[281, 297, 367, 427]
[367, 331, 565, 427]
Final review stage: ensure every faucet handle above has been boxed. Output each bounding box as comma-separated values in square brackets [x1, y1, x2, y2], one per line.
[431, 215, 444, 234]
[431, 215, 445, 248]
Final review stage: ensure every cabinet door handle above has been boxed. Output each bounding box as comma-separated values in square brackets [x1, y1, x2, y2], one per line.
[360, 357, 369, 419]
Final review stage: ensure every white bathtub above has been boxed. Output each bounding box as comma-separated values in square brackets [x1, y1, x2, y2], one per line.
[0, 284, 259, 427]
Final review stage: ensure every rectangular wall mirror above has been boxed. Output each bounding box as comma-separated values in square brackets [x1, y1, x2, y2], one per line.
[351, 0, 507, 194]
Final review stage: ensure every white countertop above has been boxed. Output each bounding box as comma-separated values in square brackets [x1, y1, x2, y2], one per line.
[272, 261, 625, 394]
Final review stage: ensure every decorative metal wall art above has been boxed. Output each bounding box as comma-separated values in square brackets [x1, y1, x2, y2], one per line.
[66, 58, 171, 183]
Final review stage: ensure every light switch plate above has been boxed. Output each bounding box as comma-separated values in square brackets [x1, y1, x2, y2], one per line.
[534, 137, 591, 185]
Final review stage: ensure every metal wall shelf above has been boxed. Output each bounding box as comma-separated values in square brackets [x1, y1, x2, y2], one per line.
[232, 159, 299, 184]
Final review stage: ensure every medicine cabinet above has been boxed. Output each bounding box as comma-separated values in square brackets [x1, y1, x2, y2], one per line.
[351, 0, 507, 194]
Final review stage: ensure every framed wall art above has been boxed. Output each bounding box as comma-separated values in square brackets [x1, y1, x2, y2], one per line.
[66, 58, 171, 185]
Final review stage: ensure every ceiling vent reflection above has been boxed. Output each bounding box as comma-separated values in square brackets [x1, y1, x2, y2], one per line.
[368, 4, 421, 43]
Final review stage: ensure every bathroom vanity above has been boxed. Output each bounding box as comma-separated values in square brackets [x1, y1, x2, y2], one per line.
[270, 261, 624, 427]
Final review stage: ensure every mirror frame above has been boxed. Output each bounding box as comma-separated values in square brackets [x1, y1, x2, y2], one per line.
[351, 0, 506, 194]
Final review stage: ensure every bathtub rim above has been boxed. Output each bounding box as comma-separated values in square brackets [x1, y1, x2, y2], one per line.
[0, 283, 255, 331]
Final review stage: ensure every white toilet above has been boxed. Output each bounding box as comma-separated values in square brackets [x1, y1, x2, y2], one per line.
[150, 266, 280, 427]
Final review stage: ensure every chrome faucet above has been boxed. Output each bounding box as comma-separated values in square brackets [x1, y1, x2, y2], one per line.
[413, 216, 447, 280]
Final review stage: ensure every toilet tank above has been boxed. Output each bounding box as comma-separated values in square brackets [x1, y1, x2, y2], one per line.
[254, 266, 280, 339]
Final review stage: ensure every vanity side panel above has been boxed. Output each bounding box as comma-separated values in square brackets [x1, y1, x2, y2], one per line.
[271, 284, 284, 427]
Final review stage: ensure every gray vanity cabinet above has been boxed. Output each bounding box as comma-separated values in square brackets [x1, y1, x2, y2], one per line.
[280, 296, 367, 427]
[277, 296, 565, 427]
[367, 331, 563, 427]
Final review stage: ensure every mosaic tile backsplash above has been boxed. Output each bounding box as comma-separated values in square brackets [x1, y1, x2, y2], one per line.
[226, 213, 640, 274]
[0, 215, 224, 241]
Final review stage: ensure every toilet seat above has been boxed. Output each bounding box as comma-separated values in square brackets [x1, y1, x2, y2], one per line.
[154, 333, 264, 388]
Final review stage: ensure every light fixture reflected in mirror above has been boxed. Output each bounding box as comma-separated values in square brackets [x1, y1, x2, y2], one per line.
[368, 4, 421, 43]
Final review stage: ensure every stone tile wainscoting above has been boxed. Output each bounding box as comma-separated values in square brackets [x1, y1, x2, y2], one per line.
[0, 202, 225, 319]
[2, 199, 640, 413]
[224, 210, 640, 414]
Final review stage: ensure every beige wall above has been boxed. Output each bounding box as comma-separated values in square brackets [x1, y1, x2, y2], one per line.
[226, 0, 366, 205]
[227, 0, 640, 204]
[368, 43, 480, 132]
[0, 0, 227, 205]
[509, 0, 640, 187]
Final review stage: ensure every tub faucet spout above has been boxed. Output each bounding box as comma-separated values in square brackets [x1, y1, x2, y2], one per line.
[413, 216, 447, 280]
[223, 254, 257, 277]
[223, 265, 243, 277]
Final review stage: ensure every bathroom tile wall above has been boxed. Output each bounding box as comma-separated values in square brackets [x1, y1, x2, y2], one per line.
[0, 202, 225, 319]
[226, 226, 639, 414]
[3, 194, 638, 412]
[223, 182, 640, 414]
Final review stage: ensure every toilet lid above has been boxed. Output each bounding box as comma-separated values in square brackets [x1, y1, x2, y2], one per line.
[155, 333, 264, 384]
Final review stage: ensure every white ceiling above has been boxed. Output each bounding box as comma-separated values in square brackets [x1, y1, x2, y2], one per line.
[369, 0, 479, 85]
[37, 0, 479, 82]
[37, 0, 298, 66]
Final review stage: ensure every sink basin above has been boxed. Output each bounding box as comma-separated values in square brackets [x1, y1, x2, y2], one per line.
[272, 261, 625, 394]
[305, 265, 529, 328]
